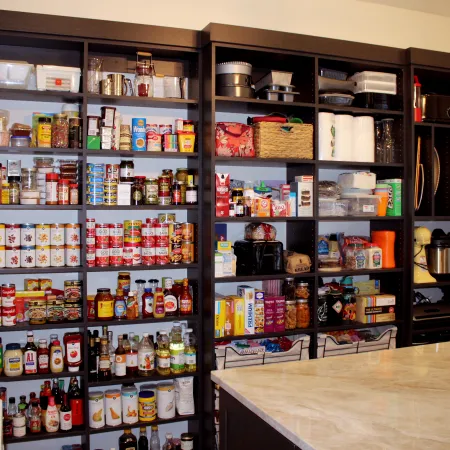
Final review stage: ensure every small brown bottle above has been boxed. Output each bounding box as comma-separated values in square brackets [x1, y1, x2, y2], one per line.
[119, 428, 137, 450]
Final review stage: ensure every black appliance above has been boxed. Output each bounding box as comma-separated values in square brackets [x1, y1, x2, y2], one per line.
[423, 94, 450, 122]
[233, 240, 284, 276]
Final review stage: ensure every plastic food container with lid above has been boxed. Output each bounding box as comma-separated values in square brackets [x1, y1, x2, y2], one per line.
[0, 61, 34, 89]
[319, 93, 355, 105]
[349, 71, 397, 95]
[340, 193, 380, 216]
[36, 65, 81, 93]
[319, 198, 349, 217]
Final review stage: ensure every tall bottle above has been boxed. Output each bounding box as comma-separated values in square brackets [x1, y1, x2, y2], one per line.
[120, 428, 138, 450]
[108, 330, 116, 376]
[45, 396, 59, 433]
[115, 334, 127, 378]
[99, 337, 112, 381]
[49, 340, 64, 373]
[52, 378, 62, 410]
[88, 337, 98, 382]
[153, 288, 165, 319]
[163, 278, 177, 316]
[138, 425, 149, 450]
[68, 376, 84, 426]
[156, 331, 170, 376]
[162, 432, 175, 450]
[179, 278, 193, 316]
[135, 279, 146, 315]
[142, 288, 154, 318]
[126, 332, 138, 376]
[0, 337, 3, 376]
[7, 397, 17, 417]
[24, 331, 38, 374]
[138, 333, 155, 376]
[114, 288, 127, 320]
[169, 322, 185, 374]
[150, 425, 161, 450]
[59, 392, 72, 431]
[184, 328, 197, 373]
[29, 398, 42, 433]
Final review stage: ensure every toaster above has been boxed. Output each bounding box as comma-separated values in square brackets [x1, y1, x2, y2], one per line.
[233, 239, 284, 276]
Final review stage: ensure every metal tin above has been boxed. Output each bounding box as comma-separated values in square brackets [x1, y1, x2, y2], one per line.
[154, 223, 169, 236]
[123, 245, 133, 266]
[15, 297, 25, 322]
[64, 301, 82, 322]
[86, 163, 105, 174]
[142, 246, 156, 266]
[86, 218, 96, 231]
[36, 245, 51, 267]
[156, 383, 175, 419]
[216, 61, 252, 75]
[65, 223, 80, 245]
[105, 389, 122, 426]
[47, 299, 64, 323]
[158, 195, 171, 206]
[169, 243, 182, 264]
[106, 164, 120, 180]
[5, 224, 20, 247]
[87, 195, 104, 205]
[29, 299, 46, 325]
[124, 242, 142, 265]
[155, 243, 169, 265]
[109, 224, 124, 247]
[87, 295, 95, 319]
[50, 223, 65, 246]
[50, 245, 65, 267]
[132, 118, 147, 151]
[5, 247, 20, 268]
[181, 222, 195, 242]
[2, 305, 16, 326]
[65, 245, 81, 267]
[0, 246, 5, 268]
[168, 223, 183, 244]
[87, 175, 104, 184]
[158, 213, 176, 224]
[109, 247, 124, 266]
[95, 224, 110, 246]
[20, 246, 36, 268]
[95, 246, 109, 267]
[122, 387, 139, 424]
[124, 220, 142, 237]
[181, 241, 194, 264]
[20, 223, 36, 246]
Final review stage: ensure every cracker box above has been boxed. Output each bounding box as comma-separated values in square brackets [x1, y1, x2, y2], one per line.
[291, 176, 314, 217]
[24, 278, 39, 291]
[215, 298, 226, 338]
[254, 289, 265, 334]
[216, 173, 230, 217]
[225, 297, 235, 337]
[229, 296, 245, 336]
[237, 285, 255, 335]
[274, 296, 286, 332]
[264, 297, 275, 333]
[356, 294, 396, 324]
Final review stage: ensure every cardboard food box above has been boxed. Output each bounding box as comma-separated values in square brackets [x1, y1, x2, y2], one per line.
[216, 173, 230, 217]
[225, 297, 235, 336]
[291, 176, 314, 217]
[215, 298, 226, 338]
[254, 289, 265, 334]
[254, 198, 271, 217]
[264, 297, 275, 333]
[274, 296, 286, 332]
[24, 278, 39, 291]
[237, 285, 255, 335]
[228, 296, 245, 336]
[356, 294, 395, 324]
[354, 280, 380, 295]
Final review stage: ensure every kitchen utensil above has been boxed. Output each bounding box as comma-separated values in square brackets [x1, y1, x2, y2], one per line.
[108, 74, 129, 96]
[318, 76, 356, 93]
[217, 73, 252, 86]
[426, 229, 450, 280]
[101, 78, 113, 95]
[415, 137, 424, 211]
[87, 57, 103, 94]
[421, 94, 450, 122]
[216, 62, 252, 75]
[434, 147, 440, 195]
[255, 71, 293, 92]
[319, 93, 354, 105]
[217, 85, 254, 98]
[414, 76, 422, 122]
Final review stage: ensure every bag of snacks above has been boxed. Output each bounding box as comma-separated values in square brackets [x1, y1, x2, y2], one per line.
[245, 223, 277, 240]
[284, 251, 312, 274]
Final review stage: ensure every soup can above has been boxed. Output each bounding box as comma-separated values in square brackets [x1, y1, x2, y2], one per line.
[86, 246, 96, 267]
[124, 235, 141, 244]
[1, 284, 15, 307]
[50, 245, 65, 267]
[181, 222, 195, 242]
[132, 118, 147, 151]
[65, 245, 81, 267]
[89, 391, 105, 429]
[142, 246, 156, 266]
[182, 241, 194, 264]
[158, 213, 175, 224]
[103, 179, 118, 192]
[20, 223, 36, 246]
[124, 220, 142, 237]
[86, 218, 96, 234]
[95, 246, 110, 267]
[156, 383, 175, 419]
[36, 246, 51, 267]
[158, 194, 171, 206]
[21, 246, 36, 268]
[123, 245, 133, 266]
[5, 224, 20, 248]
[95, 224, 109, 246]
[109, 224, 123, 247]
[168, 223, 183, 244]
[2, 306, 16, 326]
[155, 243, 169, 265]
[6, 247, 20, 268]
[110, 247, 124, 266]
[154, 223, 169, 237]
[131, 244, 142, 265]
[50, 224, 65, 246]
[122, 386, 138, 424]
[65, 223, 81, 245]
[138, 391, 156, 422]
[105, 389, 122, 426]
[0, 223, 5, 246]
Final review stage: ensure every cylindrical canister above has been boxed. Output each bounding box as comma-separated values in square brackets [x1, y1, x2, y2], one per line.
[156, 383, 175, 419]
[122, 387, 138, 424]
[20, 223, 36, 246]
[89, 391, 105, 429]
[105, 389, 122, 426]
[138, 390, 156, 422]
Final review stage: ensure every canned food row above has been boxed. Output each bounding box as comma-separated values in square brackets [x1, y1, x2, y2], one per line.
[0, 245, 81, 268]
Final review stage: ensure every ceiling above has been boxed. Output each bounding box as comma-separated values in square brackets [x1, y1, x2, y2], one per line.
[359, 0, 450, 17]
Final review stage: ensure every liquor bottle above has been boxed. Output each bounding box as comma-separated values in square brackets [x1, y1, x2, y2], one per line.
[52, 378, 62, 410]
[138, 426, 149, 450]
[156, 331, 170, 376]
[108, 331, 116, 375]
[119, 428, 138, 450]
[68, 377, 84, 426]
[162, 433, 175, 450]
[126, 332, 138, 376]
[115, 334, 127, 377]
[59, 392, 72, 431]
[99, 337, 112, 381]
[88, 337, 98, 382]
[24, 331, 38, 374]
[138, 333, 155, 376]
[179, 278, 193, 315]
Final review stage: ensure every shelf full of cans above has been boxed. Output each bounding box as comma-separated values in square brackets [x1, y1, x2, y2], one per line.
[0, 223, 81, 269]
[0, 279, 83, 328]
[86, 162, 198, 207]
[87, 216, 196, 267]
[87, 107, 196, 153]
[0, 158, 80, 206]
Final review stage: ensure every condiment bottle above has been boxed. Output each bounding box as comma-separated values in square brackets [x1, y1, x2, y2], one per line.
[58, 179, 70, 205]
[99, 337, 112, 381]
[185, 175, 197, 205]
[95, 288, 114, 321]
[125, 332, 138, 376]
[156, 331, 170, 376]
[23, 331, 38, 374]
[163, 278, 177, 316]
[88, 337, 98, 382]
[169, 322, 185, 374]
[153, 288, 165, 319]
[184, 328, 197, 373]
[4, 343, 23, 377]
[63, 332, 82, 372]
[59, 393, 72, 431]
[179, 278, 193, 315]
[8, 176, 20, 205]
[45, 396, 59, 432]
[37, 339, 49, 374]
[114, 288, 127, 320]
[138, 332, 155, 376]
[119, 428, 138, 450]
[142, 288, 154, 318]
[68, 376, 84, 426]
[115, 334, 127, 378]
[50, 340, 64, 373]
[69, 183, 79, 205]
[126, 290, 139, 319]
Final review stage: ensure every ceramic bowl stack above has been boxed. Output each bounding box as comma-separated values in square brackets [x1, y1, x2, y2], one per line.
[216, 62, 254, 98]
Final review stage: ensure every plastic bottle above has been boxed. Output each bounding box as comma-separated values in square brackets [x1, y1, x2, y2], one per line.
[169, 322, 185, 374]
[153, 288, 165, 319]
[184, 328, 197, 373]
[115, 334, 127, 377]
[135, 279, 146, 315]
[150, 425, 161, 450]
[50, 340, 64, 373]
[162, 432, 174, 450]
[108, 331, 116, 375]
[156, 331, 170, 376]
[138, 333, 155, 376]
[142, 288, 154, 318]
[45, 396, 59, 432]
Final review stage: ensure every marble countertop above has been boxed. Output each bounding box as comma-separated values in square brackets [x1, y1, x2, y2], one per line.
[211, 343, 450, 449]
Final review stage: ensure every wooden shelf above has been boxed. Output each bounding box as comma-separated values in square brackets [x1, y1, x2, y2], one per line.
[0, 146, 83, 155]
[87, 263, 198, 272]
[215, 95, 314, 108]
[86, 205, 198, 210]
[87, 315, 199, 327]
[214, 328, 314, 342]
[317, 160, 404, 168]
[4, 426, 85, 444]
[0, 88, 83, 103]
[414, 281, 450, 289]
[318, 320, 402, 333]
[0, 204, 82, 210]
[0, 321, 84, 333]
[215, 216, 314, 222]
[87, 93, 198, 108]
[89, 371, 199, 387]
[319, 104, 403, 115]
[0, 370, 84, 382]
[214, 156, 315, 166]
[318, 268, 403, 277]
[0, 266, 83, 274]
[215, 273, 314, 282]
[85, 150, 199, 158]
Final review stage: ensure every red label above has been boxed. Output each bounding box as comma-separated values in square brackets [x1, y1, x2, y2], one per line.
[70, 399, 84, 426]
[55, 78, 62, 86]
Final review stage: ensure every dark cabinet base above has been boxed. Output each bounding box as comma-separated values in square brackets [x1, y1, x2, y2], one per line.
[219, 389, 301, 450]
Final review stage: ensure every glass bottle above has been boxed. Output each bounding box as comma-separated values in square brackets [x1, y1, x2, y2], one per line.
[382, 118, 395, 163]
[132, 177, 145, 206]
[87, 57, 103, 94]
[8, 176, 20, 205]
[114, 288, 127, 320]
[52, 114, 69, 148]
[153, 288, 165, 319]
[139, 426, 149, 450]
[115, 335, 127, 378]
[375, 120, 384, 162]
[127, 290, 139, 320]
[37, 339, 50, 374]
[24, 331, 38, 374]
[99, 337, 112, 381]
[184, 328, 197, 373]
[135, 279, 146, 315]
[88, 336, 98, 382]
[68, 376, 84, 426]
[142, 288, 154, 318]
[29, 399, 42, 433]
[148, 279, 159, 292]
[156, 330, 170, 376]
[282, 278, 296, 301]
[179, 278, 193, 315]
[185, 175, 197, 205]
[169, 322, 185, 374]
[150, 425, 161, 450]
[163, 432, 175, 450]
[7, 397, 17, 417]
[135, 56, 154, 98]
[59, 392, 72, 431]
[163, 278, 177, 316]
[108, 330, 116, 376]
[126, 332, 138, 376]
[138, 332, 155, 376]
[18, 395, 27, 412]
[51, 378, 62, 410]
[95, 288, 114, 321]
[120, 428, 138, 450]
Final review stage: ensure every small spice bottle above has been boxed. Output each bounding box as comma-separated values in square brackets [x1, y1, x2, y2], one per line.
[46, 173, 59, 205]
[37, 117, 52, 148]
[58, 179, 70, 205]
[69, 183, 79, 205]
[8, 177, 20, 205]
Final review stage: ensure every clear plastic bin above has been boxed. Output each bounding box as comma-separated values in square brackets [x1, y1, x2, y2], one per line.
[353, 80, 397, 95]
[319, 198, 349, 217]
[0, 61, 34, 89]
[350, 71, 397, 84]
[341, 194, 380, 216]
[36, 65, 81, 92]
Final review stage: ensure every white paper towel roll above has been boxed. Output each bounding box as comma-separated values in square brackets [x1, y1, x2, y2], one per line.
[318, 112, 335, 160]
[334, 115, 353, 161]
[352, 116, 375, 162]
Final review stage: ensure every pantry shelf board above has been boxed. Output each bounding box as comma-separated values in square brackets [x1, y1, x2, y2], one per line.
[0, 205, 83, 210]
[87, 94, 198, 108]
[414, 216, 450, 221]
[3, 426, 86, 444]
[215, 95, 315, 108]
[214, 156, 316, 167]
[88, 414, 200, 435]
[318, 104, 403, 116]
[413, 281, 450, 289]
[417, 122, 450, 130]
[215, 273, 315, 282]
[0, 88, 83, 103]
[87, 314, 200, 327]
[88, 371, 200, 388]
[318, 268, 403, 277]
[85, 150, 199, 159]
[214, 328, 315, 342]
[318, 216, 404, 221]
[85, 205, 199, 210]
[87, 263, 198, 272]
[412, 324, 450, 335]
[214, 217, 315, 223]
[0, 370, 85, 383]
[0, 267, 83, 274]
[0, 147, 83, 155]
[0, 321, 84, 332]
[318, 320, 402, 333]
[317, 160, 404, 168]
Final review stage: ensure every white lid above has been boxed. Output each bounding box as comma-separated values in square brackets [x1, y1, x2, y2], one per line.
[37, 65, 81, 73]
[340, 193, 378, 199]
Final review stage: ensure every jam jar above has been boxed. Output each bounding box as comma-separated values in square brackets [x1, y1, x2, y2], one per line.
[52, 114, 69, 148]
[132, 176, 146, 205]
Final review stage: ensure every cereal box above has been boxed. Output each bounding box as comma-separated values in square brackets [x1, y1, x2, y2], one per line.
[264, 297, 275, 333]
[254, 289, 265, 334]
[237, 285, 255, 335]
[24, 278, 39, 291]
[215, 298, 226, 338]
[216, 173, 230, 217]
[229, 296, 245, 336]
[225, 297, 235, 337]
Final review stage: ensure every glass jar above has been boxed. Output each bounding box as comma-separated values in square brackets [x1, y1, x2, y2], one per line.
[231, 188, 243, 203]
[8, 176, 20, 205]
[120, 160, 134, 182]
[46, 298, 65, 323]
[87, 57, 103, 94]
[135, 59, 155, 97]
[33, 157, 54, 168]
[70, 183, 79, 205]
[296, 299, 310, 328]
[95, 288, 114, 321]
[185, 176, 197, 205]
[176, 168, 189, 183]
[131, 176, 145, 205]
[51, 114, 69, 148]
[295, 282, 310, 299]
[21, 168, 37, 190]
[344, 244, 367, 270]
[29, 299, 47, 325]
[117, 272, 131, 292]
[285, 300, 296, 329]
[144, 178, 158, 205]
[282, 277, 296, 301]
[318, 287, 329, 326]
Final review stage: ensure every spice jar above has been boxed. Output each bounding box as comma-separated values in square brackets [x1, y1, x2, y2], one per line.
[51, 114, 69, 148]
[58, 179, 70, 205]
[8, 177, 20, 205]
[95, 288, 114, 321]
[46, 173, 59, 205]
[21, 168, 37, 190]
[132, 176, 145, 205]
[295, 282, 310, 299]
[120, 160, 134, 182]
[285, 300, 297, 329]
[37, 117, 52, 148]
[70, 183, 79, 205]
[296, 298, 310, 328]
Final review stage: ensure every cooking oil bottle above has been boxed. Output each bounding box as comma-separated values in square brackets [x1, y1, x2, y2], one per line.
[156, 331, 170, 376]
[183, 328, 197, 373]
[169, 322, 185, 374]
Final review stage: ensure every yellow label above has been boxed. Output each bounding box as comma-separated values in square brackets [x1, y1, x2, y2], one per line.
[215, 299, 226, 338]
[229, 296, 245, 336]
[98, 300, 113, 317]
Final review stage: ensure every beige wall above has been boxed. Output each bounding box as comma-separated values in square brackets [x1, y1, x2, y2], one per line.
[1, 0, 449, 52]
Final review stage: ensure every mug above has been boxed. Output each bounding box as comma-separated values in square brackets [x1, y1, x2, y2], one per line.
[108, 74, 131, 96]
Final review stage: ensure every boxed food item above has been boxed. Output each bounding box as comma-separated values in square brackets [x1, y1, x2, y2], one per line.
[274, 297, 286, 332]
[271, 199, 289, 217]
[216, 173, 230, 217]
[229, 296, 245, 336]
[24, 278, 39, 291]
[354, 279, 380, 295]
[254, 290, 265, 334]
[280, 184, 290, 201]
[237, 285, 255, 335]
[39, 278, 52, 291]
[291, 176, 313, 216]
[264, 297, 275, 333]
[254, 198, 271, 217]
[215, 297, 226, 338]
[118, 183, 131, 205]
[378, 178, 402, 217]
[216, 241, 236, 277]
[338, 172, 376, 190]
[225, 298, 235, 336]
[356, 294, 395, 324]
[215, 252, 224, 278]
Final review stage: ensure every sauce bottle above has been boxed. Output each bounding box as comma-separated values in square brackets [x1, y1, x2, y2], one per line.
[59, 392, 72, 431]
[126, 291, 139, 320]
[163, 278, 177, 316]
[68, 377, 84, 426]
[63, 332, 82, 372]
[114, 288, 127, 320]
[37, 339, 50, 374]
[45, 396, 59, 432]
[50, 340, 64, 373]
[179, 278, 193, 315]
[125, 333, 138, 376]
[24, 331, 38, 374]
[0, 337, 3, 375]
[95, 288, 114, 321]
[115, 334, 127, 378]
[119, 428, 138, 450]
[142, 288, 154, 318]
[153, 288, 165, 319]
[99, 337, 112, 381]
[156, 331, 170, 376]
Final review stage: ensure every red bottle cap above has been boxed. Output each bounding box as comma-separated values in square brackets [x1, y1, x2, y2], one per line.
[46, 173, 59, 181]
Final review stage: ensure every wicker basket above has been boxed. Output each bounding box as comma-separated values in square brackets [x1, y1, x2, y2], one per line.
[254, 122, 313, 159]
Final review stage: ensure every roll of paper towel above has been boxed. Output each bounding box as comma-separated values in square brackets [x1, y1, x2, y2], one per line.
[352, 116, 375, 162]
[334, 115, 353, 161]
[319, 112, 335, 160]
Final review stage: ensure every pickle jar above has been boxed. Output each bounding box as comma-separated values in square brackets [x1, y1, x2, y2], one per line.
[285, 300, 297, 330]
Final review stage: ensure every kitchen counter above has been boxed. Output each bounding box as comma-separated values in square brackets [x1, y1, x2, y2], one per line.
[212, 343, 450, 450]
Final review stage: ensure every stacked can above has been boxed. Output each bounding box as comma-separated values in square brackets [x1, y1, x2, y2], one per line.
[109, 223, 124, 266]
[86, 163, 105, 206]
[86, 218, 96, 267]
[181, 222, 195, 264]
[1, 283, 16, 326]
[142, 218, 157, 265]
[104, 163, 119, 206]
[124, 220, 142, 265]
[95, 223, 110, 267]
[154, 222, 169, 265]
[0, 224, 4, 268]
[65, 223, 81, 267]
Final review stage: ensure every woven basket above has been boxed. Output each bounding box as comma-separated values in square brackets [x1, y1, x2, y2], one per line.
[254, 122, 313, 159]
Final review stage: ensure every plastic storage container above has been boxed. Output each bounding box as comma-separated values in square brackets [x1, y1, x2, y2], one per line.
[319, 93, 354, 105]
[340, 193, 380, 216]
[350, 71, 397, 95]
[36, 65, 81, 92]
[319, 198, 349, 217]
[0, 61, 34, 89]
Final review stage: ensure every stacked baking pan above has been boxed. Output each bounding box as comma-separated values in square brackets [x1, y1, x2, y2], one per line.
[216, 62, 255, 98]
[254, 70, 298, 102]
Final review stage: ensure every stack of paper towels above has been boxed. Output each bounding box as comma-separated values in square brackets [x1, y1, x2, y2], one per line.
[318, 112, 375, 162]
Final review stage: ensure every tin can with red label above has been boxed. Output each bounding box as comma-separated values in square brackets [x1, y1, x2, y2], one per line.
[154, 223, 169, 237]
[123, 244, 134, 266]
[146, 218, 158, 226]
[181, 241, 194, 264]
[168, 222, 183, 244]
[95, 224, 109, 246]
[109, 247, 123, 266]
[106, 164, 120, 180]
[169, 243, 182, 264]
[86, 246, 96, 267]
[155, 243, 169, 265]
[109, 223, 124, 247]
[141, 223, 155, 247]
[5, 224, 20, 248]
[124, 220, 142, 238]
[2, 305, 16, 326]
[142, 246, 156, 266]
[1, 284, 15, 307]
[95, 246, 110, 267]
[86, 235, 95, 246]
[87, 295, 95, 320]
[181, 222, 195, 242]
[86, 218, 96, 237]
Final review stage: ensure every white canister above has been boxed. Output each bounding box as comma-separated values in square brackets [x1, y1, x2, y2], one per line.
[13, 413, 26, 427]
[0, 223, 5, 246]
[6, 247, 20, 268]
[121, 386, 138, 424]
[65, 223, 81, 245]
[36, 224, 51, 246]
[20, 223, 36, 246]
[0, 246, 5, 268]
[156, 382, 176, 419]
[65, 245, 81, 267]
[89, 391, 105, 429]
[51, 245, 65, 267]
[13, 425, 26, 437]
[50, 224, 65, 246]
[5, 224, 20, 248]
[105, 389, 122, 426]
[20, 246, 36, 268]
[36, 246, 51, 267]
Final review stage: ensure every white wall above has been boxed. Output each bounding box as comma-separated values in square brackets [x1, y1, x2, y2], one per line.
[2, 0, 450, 52]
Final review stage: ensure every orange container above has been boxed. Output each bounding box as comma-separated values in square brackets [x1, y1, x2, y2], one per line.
[375, 192, 388, 216]
[371, 230, 396, 268]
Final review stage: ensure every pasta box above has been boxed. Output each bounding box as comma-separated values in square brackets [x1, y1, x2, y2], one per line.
[255, 289, 265, 334]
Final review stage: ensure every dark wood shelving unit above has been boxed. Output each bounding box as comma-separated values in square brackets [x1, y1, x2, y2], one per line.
[85, 150, 199, 158]
[4, 426, 86, 444]
[0, 370, 85, 382]
[318, 104, 403, 116]
[318, 320, 402, 333]
[86, 263, 198, 272]
[214, 328, 315, 342]
[87, 315, 199, 327]
[87, 93, 198, 108]
[0, 266, 83, 274]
